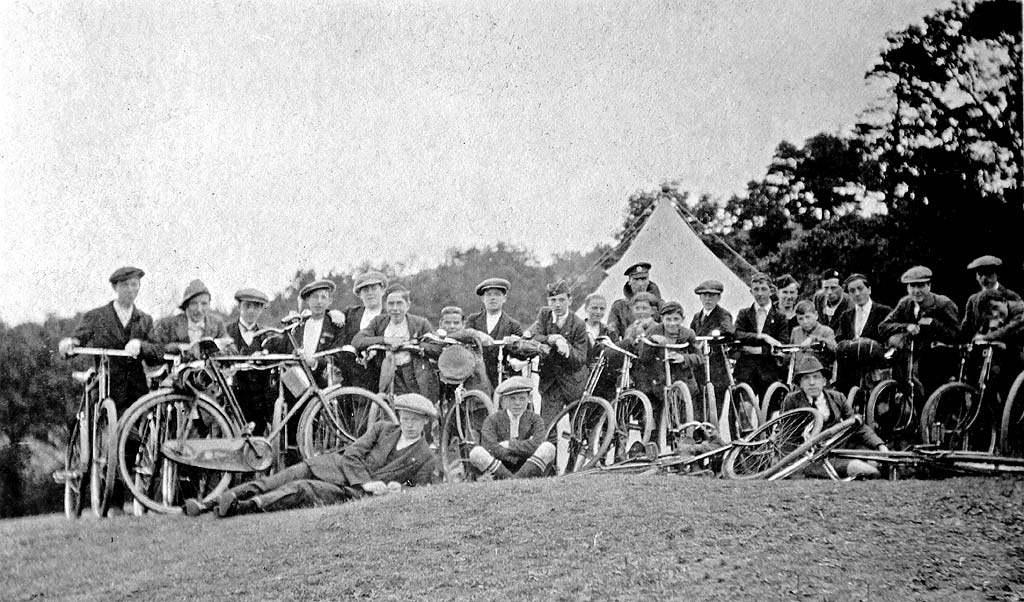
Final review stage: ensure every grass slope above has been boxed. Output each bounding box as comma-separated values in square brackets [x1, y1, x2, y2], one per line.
[2, 475, 1023, 602]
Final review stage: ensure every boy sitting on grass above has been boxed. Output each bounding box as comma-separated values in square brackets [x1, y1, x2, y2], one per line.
[468, 376, 555, 479]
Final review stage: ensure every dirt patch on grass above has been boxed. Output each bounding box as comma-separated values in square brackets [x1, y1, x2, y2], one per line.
[2, 476, 1022, 602]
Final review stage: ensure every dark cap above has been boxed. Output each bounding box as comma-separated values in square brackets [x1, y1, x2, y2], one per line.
[495, 375, 535, 397]
[694, 280, 724, 295]
[820, 269, 841, 282]
[843, 273, 870, 287]
[624, 262, 652, 277]
[180, 279, 211, 310]
[900, 266, 933, 284]
[352, 271, 388, 294]
[546, 280, 571, 297]
[966, 255, 1002, 271]
[793, 355, 830, 379]
[300, 279, 336, 299]
[660, 301, 684, 317]
[109, 266, 145, 284]
[475, 277, 511, 296]
[234, 288, 269, 305]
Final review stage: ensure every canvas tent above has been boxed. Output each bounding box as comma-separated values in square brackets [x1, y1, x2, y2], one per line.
[577, 199, 752, 321]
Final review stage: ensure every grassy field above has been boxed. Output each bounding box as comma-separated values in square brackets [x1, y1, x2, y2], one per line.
[2, 474, 1023, 602]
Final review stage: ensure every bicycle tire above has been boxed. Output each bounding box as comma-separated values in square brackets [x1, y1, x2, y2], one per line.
[270, 395, 288, 473]
[865, 379, 912, 445]
[920, 382, 996, 452]
[846, 385, 866, 418]
[721, 383, 760, 443]
[90, 398, 118, 517]
[117, 392, 238, 514]
[439, 389, 496, 482]
[767, 417, 860, 481]
[63, 416, 89, 519]
[721, 408, 823, 480]
[1000, 370, 1024, 457]
[610, 389, 654, 461]
[296, 386, 397, 459]
[759, 382, 790, 424]
[547, 395, 616, 475]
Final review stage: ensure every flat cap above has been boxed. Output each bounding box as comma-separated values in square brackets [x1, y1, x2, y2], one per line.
[820, 269, 841, 282]
[660, 300, 684, 316]
[475, 277, 511, 296]
[109, 266, 145, 284]
[900, 266, 933, 284]
[694, 279, 724, 295]
[546, 280, 571, 297]
[966, 255, 1002, 271]
[843, 273, 870, 287]
[352, 270, 388, 294]
[179, 279, 210, 310]
[495, 375, 535, 397]
[393, 393, 438, 418]
[624, 262, 652, 277]
[793, 355, 830, 379]
[300, 279, 336, 299]
[234, 288, 269, 305]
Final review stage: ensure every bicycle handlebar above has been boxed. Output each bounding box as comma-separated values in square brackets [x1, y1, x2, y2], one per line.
[68, 347, 136, 358]
[595, 336, 638, 359]
[639, 337, 691, 351]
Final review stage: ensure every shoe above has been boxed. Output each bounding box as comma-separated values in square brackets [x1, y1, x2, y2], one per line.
[626, 441, 647, 460]
[183, 498, 211, 517]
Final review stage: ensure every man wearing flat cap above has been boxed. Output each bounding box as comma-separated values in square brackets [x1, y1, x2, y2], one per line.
[282, 279, 345, 388]
[468, 376, 555, 479]
[609, 262, 663, 339]
[781, 356, 887, 478]
[59, 266, 163, 412]
[527, 280, 590, 430]
[226, 288, 276, 435]
[466, 277, 524, 387]
[813, 269, 854, 331]
[690, 280, 734, 406]
[153, 279, 229, 354]
[184, 393, 439, 517]
[339, 270, 389, 390]
[879, 266, 960, 395]
[961, 255, 1021, 341]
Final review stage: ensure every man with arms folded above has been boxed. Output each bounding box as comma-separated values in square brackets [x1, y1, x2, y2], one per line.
[225, 288, 276, 435]
[468, 376, 556, 479]
[465, 277, 524, 388]
[338, 270, 389, 390]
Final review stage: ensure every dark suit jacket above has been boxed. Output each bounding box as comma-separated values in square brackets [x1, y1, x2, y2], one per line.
[481, 409, 546, 468]
[689, 305, 735, 393]
[834, 301, 893, 343]
[813, 291, 855, 331]
[636, 323, 703, 393]
[962, 286, 1022, 340]
[734, 303, 790, 347]
[465, 310, 524, 386]
[352, 313, 437, 399]
[781, 388, 884, 449]
[879, 293, 960, 346]
[307, 421, 437, 487]
[528, 308, 589, 402]
[71, 302, 162, 410]
[335, 305, 382, 390]
[226, 321, 277, 427]
[153, 313, 228, 352]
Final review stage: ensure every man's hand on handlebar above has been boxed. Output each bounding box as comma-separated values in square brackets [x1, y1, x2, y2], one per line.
[328, 310, 345, 327]
[759, 334, 783, 347]
[124, 339, 142, 357]
[58, 338, 77, 358]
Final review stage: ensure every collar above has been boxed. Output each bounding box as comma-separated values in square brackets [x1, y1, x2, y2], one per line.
[506, 409, 525, 421]
[239, 320, 258, 331]
[857, 299, 872, 312]
[187, 319, 204, 330]
[756, 301, 773, 313]
[113, 301, 134, 314]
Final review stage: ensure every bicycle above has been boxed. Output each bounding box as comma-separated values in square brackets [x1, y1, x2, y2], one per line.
[839, 338, 889, 418]
[592, 336, 655, 462]
[639, 336, 706, 454]
[117, 314, 392, 514]
[865, 337, 926, 449]
[919, 340, 1005, 452]
[712, 341, 761, 443]
[54, 347, 132, 518]
[1002, 368, 1024, 457]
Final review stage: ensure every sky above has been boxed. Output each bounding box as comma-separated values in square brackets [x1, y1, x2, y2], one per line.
[0, 0, 949, 325]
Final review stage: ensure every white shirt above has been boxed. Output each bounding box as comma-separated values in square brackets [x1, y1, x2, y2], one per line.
[187, 320, 205, 344]
[506, 409, 522, 441]
[396, 434, 420, 451]
[854, 300, 872, 338]
[551, 311, 568, 330]
[238, 320, 259, 346]
[113, 302, 133, 328]
[585, 322, 601, 344]
[384, 318, 412, 365]
[812, 395, 830, 422]
[755, 301, 772, 334]
[360, 307, 382, 331]
[303, 317, 324, 355]
[485, 312, 502, 335]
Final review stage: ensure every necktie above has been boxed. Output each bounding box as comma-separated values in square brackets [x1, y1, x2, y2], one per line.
[855, 306, 866, 338]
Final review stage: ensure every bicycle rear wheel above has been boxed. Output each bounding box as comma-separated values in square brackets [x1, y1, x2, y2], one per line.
[722, 408, 822, 480]
[117, 392, 238, 514]
[920, 382, 996, 452]
[547, 396, 616, 475]
[90, 398, 118, 517]
[759, 382, 790, 424]
[439, 390, 496, 482]
[296, 387, 397, 459]
[1000, 371, 1024, 457]
[63, 416, 90, 519]
[611, 389, 654, 461]
[866, 379, 918, 446]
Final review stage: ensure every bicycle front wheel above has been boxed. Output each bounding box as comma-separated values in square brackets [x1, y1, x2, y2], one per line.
[547, 396, 616, 475]
[722, 383, 760, 442]
[63, 416, 89, 519]
[1001, 371, 1024, 457]
[722, 408, 823, 480]
[117, 392, 238, 514]
[90, 398, 118, 517]
[611, 389, 654, 461]
[920, 382, 996, 452]
[759, 382, 790, 424]
[296, 387, 397, 459]
[767, 417, 860, 481]
[439, 390, 496, 482]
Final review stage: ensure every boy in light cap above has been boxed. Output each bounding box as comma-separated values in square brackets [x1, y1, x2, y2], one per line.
[468, 376, 555, 479]
[185, 393, 439, 517]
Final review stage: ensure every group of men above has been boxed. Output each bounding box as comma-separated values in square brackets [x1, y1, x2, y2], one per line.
[59, 253, 1023, 515]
